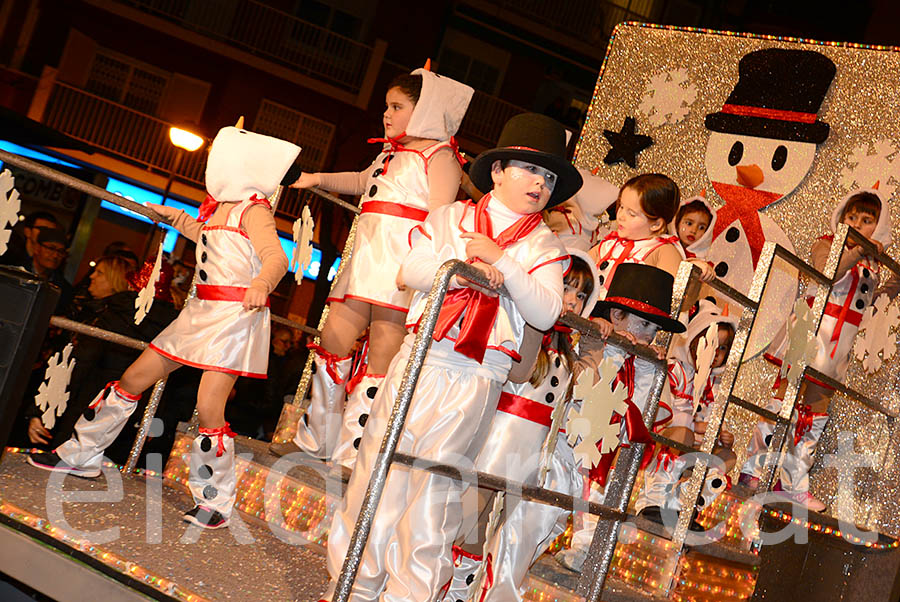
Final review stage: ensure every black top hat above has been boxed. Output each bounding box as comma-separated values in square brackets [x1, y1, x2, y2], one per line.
[705, 48, 835, 144]
[468, 113, 582, 207]
[593, 263, 686, 333]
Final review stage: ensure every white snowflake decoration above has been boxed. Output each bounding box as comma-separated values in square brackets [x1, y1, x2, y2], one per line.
[0, 169, 21, 256]
[782, 297, 821, 385]
[839, 140, 900, 198]
[638, 68, 697, 127]
[691, 323, 719, 418]
[134, 239, 164, 325]
[567, 358, 629, 466]
[35, 343, 75, 429]
[855, 294, 900, 373]
[291, 206, 315, 284]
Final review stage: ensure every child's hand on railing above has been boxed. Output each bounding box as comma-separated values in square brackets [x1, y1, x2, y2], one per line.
[588, 316, 613, 338]
[460, 232, 503, 264]
[289, 172, 321, 189]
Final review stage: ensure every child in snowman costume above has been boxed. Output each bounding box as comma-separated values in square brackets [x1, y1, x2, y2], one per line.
[741, 188, 890, 511]
[635, 299, 736, 526]
[319, 113, 579, 602]
[272, 67, 473, 468]
[29, 125, 298, 529]
[440, 248, 598, 602]
[544, 167, 619, 251]
[671, 194, 719, 283]
[557, 263, 686, 572]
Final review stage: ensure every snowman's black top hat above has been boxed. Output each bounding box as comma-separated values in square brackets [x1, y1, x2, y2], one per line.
[705, 48, 835, 144]
[469, 113, 582, 207]
[592, 263, 686, 333]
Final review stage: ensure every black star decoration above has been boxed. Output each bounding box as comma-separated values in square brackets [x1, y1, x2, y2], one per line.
[602, 116, 653, 168]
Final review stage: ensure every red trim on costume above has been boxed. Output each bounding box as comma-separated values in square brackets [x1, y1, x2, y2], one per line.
[112, 381, 141, 402]
[308, 342, 351, 385]
[528, 254, 569, 274]
[198, 194, 218, 222]
[497, 392, 556, 428]
[406, 324, 523, 362]
[326, 293, 409, 313]
[604, 296, 670, 318]
[361, 200, 429, 222]
[408, 224, 430, 248]
[507, 146, 540, 152]
[720, 104, 817, 124]
[148, 344, 267, 379]
[203, 225, 250, 239]
[199, 423, 236, 457]
[196, 284, 271, 306]
[238, 194, 272, 228]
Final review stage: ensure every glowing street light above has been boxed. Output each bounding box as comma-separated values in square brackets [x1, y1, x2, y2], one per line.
[168, 126, 204, 152]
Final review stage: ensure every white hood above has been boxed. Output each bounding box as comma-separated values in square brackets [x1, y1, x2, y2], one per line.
[206, 126, 301, 203]
[829, 187, 892, 247]
[669, 194, 717, 256]
[670, 298, 737, 376]
[405, 69, 474, 141]
[567, 246, 599, 318]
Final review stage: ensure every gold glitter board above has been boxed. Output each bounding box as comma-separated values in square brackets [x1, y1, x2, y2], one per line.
[577, 23, 900, 537]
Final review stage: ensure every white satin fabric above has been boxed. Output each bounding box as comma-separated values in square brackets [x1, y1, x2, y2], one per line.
[323, 338, 503, 602]
[57, 382, 139, 470]
[150, 199, 271, 377]
[332, 373, 384, 469]
[741, 396, 780, 480]
[328, 144, 450, 312]
[589, 233, 685, 300]
[188, 430, 236, 517]
[293, 350, 351, 459]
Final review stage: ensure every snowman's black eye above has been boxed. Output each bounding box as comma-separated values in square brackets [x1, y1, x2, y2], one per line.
[727, 141, 743, 166]
[771, 145, 788, 171]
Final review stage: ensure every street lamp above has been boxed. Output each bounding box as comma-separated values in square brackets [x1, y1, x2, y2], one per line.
[161, 126, 204, 205]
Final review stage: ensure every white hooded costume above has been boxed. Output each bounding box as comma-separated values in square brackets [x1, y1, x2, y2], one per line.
[545, 169, 618, 251]
[669, 194, 717, 260]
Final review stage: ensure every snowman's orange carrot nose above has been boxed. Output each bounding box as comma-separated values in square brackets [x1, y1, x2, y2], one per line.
[735, 164, 764, 189]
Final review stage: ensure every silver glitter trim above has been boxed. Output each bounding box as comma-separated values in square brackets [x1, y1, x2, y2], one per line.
[123, 378, 166, 475]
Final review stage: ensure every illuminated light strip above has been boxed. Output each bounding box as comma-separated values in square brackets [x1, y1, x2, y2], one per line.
[761, 507, 900, 550]
[0, 500, 208, 601]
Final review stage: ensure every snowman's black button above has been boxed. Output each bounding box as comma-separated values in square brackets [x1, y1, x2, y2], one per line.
[856, 299, 865, 310]
[863, 268, 871, 279]
[714, 262, 729, 278]
[599, 260, 610, 270]
[861, 284, 869, 294]
[369, 185, 378, 197]
[725, 227, 740, 243]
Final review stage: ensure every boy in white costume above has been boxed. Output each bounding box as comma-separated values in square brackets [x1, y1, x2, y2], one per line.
[273, 67, 473, 469]
[30, 125, 297, 528]
[557, 263, 686, 572]
[318, 113, 581, 602]
[741, 187, 890, 511]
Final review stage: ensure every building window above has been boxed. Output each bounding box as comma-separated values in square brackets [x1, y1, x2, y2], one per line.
[254, 100, 334, 172]
[291, 0, 364, 39]
[84, 50, 169, 115]
[438, 30, 510, 96]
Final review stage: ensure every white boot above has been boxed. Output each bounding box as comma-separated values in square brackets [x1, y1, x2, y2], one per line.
[739, 396, 782, 487]
[184, 423, 236, 529]
[293, 346, 351, 459]
[38, 381, 141, 476]
[777, 409, 828, 512]
[332, 373, 384, 470]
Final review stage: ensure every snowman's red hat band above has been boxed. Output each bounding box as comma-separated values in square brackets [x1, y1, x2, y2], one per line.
[720, 104, 817, 124]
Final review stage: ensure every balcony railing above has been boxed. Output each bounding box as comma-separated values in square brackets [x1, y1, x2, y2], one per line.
[113, 0, 372, 92]
[42, 81, 208, 185]
[456, 90, 525, 148]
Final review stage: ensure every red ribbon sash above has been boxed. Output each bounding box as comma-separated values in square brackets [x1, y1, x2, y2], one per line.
[195, 284, 271, 307]
[361, 200, 429, 222]
[432, 195, 543, 363]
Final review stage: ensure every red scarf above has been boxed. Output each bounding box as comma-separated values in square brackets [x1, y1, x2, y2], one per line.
[197, 193, 271, 223]
[431, 195, 543, 363]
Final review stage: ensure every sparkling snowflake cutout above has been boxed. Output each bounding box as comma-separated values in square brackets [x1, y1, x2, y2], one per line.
[692, 323, 718, 415]
[291, 206, 315, 284]
[839, 140, 900, 198]
[35, 343, 75, 429]
[855, 294, 900, 373]
[638, 68, 697, 127]
[782, 297, 820, 385]
[135, 239, 164, 325]
[567, 358, 629, 466]
[0, 169, 21, 256]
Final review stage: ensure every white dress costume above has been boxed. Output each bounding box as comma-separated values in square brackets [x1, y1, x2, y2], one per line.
[294, 69, 473, 459]
[322, 195, 567, 602]
[589, 232, 684, 299]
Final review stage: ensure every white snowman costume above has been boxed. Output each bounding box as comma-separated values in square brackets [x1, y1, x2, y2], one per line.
[442, 248, 599, 602]
[294, 68, 473, 460]
[545, 168, 618, 251]
[589, 232, 684, 300]
[55, 127, 298, 518]
[635, 300, 737, 516]
[321, 195, 567, 602]
[743, 188, 890, 492]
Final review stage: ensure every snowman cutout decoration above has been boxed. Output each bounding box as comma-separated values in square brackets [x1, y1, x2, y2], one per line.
[704, 48, 836, 357]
